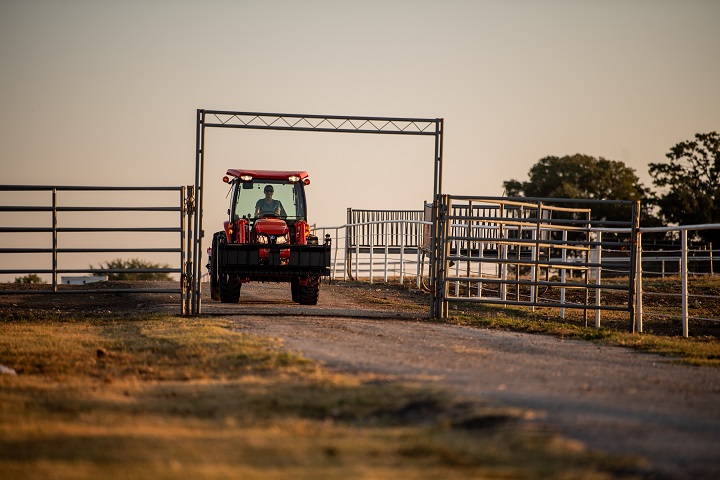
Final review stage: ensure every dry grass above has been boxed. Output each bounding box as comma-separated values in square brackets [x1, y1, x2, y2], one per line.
[0, 315, 645, 479]
[445, 276, 720, 367]
[343, 276, 720, 366]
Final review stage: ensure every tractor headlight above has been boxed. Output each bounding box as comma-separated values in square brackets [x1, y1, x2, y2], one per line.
[275, 235, 288, 244]
[256, 234, 269, 244]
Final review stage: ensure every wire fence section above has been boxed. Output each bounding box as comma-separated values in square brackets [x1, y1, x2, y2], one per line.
[0, 185, 193, 314]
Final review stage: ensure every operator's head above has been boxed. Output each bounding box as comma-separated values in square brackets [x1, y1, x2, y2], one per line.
[264, 185, 274, 196]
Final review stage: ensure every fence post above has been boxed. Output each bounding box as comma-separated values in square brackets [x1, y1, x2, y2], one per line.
[383, 225, 389, 283]
[399, 221, 405, 286]
[466, 201, 473, 298]
[52, 188, 58, 292]
[416, 238, 421, 289]
[369, 222, 374, 284]
[595, 231, 602, 328]
[635, 231, 643, 334]
[682, 229, 689, 337]
[346, 208, 353, 280]
[499, 203, 507, 302]
[355, 235, 360, 281]
[560, 230, 567, 319]
[710, 242, 714, 275]
[478, 237, 484, 297]
[180, 186, 187, 315]
[443, 197, 453, 317]
[631, 201, 641, 333]
[530, 228, 537, 311]
[185, 186, 195, 315]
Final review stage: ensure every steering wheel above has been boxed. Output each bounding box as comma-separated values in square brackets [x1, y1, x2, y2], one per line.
[257, 212, 279, 219]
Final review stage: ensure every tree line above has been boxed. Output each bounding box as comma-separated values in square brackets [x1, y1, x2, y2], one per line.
[502, 131, 719, 244]
[13, 259, 173, 284]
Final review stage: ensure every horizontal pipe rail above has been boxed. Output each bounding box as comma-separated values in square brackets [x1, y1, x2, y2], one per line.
[0, 268, 182, 275]
[0, 184, 191, 314]
[0, 227, 182, 233]
[447, 231, 629, 247]
[0, 206, 182, 212]
[447, 296, 631, 311]
[0, 185, 181, 191]
[0, 288, 181, 295]
[446, 195, 634, 206]
[444, 276, 630, 292]
[0, 248, 181, 255]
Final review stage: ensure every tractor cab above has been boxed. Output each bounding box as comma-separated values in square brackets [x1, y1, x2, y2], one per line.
[227, 170, 308, 223]
[222, 169, 314, 245]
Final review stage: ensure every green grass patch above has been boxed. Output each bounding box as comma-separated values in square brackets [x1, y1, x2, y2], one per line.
[0, 315, 645, 479]
[447, 304, 720, 367]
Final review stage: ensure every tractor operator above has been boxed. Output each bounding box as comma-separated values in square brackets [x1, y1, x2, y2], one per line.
[254, 185, 286, 217]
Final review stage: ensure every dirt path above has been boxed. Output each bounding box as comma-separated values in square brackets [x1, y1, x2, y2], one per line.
[202, 282, 720, 480]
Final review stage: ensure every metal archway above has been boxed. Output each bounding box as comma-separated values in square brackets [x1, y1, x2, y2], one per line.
[191, 110, 444, 315]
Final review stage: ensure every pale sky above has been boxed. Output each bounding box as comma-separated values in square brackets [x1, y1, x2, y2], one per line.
[1, 0, 719, 279]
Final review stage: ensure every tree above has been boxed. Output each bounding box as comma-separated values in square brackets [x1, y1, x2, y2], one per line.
[91, 258, 174, 281]
[14, 274, 45, 284]
[648, 132, 720, 244]
[503, 154, 653, 223]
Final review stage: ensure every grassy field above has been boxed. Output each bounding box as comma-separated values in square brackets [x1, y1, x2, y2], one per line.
[0, 314, 646, 480]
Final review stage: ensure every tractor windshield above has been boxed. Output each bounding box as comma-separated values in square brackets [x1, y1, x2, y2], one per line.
[232, 181, 306, 221]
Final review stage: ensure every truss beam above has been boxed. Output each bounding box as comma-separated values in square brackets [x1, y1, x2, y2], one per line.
[202, 110, 439, 136]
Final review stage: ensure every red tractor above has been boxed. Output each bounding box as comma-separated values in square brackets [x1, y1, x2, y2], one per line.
[207, 169, 331, 304]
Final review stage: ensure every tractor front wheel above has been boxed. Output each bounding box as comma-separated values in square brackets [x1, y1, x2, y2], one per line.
[219, 274, 241, 303]
[297, 276, 320, 305]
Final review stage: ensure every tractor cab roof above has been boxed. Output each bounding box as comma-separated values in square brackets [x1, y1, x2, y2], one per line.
[226, 169, 309, 182]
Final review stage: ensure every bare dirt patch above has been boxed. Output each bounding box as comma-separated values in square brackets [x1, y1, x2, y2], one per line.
[0, 281, 181, 319]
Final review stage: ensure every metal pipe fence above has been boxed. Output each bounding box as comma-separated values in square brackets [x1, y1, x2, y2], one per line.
[635, 224, 720, 337]
[314, 219, 431, 289]
[3, 185, 717, 330]
[434, 196, 639, 321]
[321, 214, 719, 336]
[0, 185, 194, 314]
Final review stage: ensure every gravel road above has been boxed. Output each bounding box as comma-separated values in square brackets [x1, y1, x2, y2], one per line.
[202, 282, 720, 480]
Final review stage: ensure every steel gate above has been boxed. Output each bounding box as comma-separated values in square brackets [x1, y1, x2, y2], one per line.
[432, 195, 640, 322]
[0, 185, 194, 314]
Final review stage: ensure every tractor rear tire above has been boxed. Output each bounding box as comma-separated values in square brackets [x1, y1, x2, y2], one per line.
[297, 276, 320, 305]
[219, 274, 241, 303]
